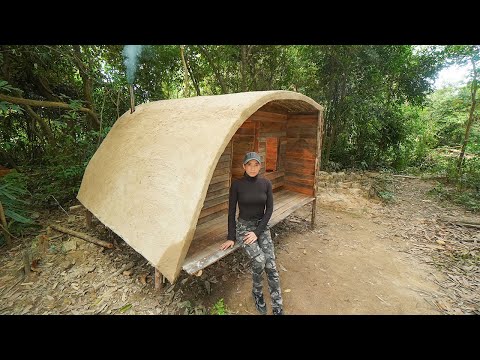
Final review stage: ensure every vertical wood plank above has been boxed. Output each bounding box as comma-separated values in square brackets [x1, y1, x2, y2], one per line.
[254, 121, 260, 152]
[229, 140, 234, 189]
[311, 109, 324, 229]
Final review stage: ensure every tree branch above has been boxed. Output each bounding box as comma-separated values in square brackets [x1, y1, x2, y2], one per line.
[197, 46, 227, 94]
[0, 93, 99, 123]
[24, 105, 55, 143]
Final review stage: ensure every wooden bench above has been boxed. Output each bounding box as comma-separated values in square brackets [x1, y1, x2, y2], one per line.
[182, 188, 315, 275]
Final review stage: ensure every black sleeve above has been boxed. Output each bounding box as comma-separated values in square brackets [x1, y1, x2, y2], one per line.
[227, 180, 238, 241]
[254, 179, 273, 237]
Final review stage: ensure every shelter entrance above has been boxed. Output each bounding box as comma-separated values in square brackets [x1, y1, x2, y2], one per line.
[183, 103, 320, 275]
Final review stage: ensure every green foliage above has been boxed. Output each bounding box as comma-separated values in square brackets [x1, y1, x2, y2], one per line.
[371, 173, 396, 203]
[210, 298, 229, 315]
[179, 300, 207, 315]
[1, 44, 476, 216]
[27, 130, 99, 207]
[428, 182, 480, 213]
[0, 171, 36, 244]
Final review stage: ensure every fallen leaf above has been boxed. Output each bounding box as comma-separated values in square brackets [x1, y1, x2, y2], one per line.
[139, 273, 147, 285]
[120, 302, 132, 314]
[279, 264, 288, 272]
[195, 269, 203, 277]
[179, 300, 191, 309]
[284, 289, 291, 293]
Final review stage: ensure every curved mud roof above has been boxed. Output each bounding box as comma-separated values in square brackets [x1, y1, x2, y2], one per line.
[77, 90, 322, 282]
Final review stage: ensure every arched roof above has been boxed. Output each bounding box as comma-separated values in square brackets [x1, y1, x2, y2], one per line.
[77, 90, 322, 282]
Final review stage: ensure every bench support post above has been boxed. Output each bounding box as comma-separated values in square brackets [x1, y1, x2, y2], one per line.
[85, 209, 93, 229]
[311, 109, 323, 230]
[155, 268, 164, 291]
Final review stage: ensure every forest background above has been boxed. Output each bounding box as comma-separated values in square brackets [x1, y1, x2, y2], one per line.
[0, 45, 478, 245]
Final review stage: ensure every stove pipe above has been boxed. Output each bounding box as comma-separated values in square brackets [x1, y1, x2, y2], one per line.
[129, 84, 135, 113]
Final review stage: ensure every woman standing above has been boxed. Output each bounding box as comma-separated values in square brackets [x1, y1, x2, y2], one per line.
[220, 152, 284, 315]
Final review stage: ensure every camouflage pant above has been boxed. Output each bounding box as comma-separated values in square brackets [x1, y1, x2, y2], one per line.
[236, 218, 283, 312]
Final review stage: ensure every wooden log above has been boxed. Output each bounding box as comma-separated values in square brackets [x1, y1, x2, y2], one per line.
[155, 268, 163, 291]
[439, 217, 480, 228]
[439, 216, 480, 226]
[50, 224, 113, 249]
[85, 209, 93, 229]
[392, 174, 418, 179]
[0, 200, 12, 247]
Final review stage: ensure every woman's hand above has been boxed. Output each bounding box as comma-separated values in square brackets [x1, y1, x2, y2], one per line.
[243, 231, 258, 244]
[220, 240, 235, 250]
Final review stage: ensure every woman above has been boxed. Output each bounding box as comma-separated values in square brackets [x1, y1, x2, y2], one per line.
[220, 151, 284, 315]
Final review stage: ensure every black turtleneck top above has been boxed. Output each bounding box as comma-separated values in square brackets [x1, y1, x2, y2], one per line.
[227, 172, 273, 240]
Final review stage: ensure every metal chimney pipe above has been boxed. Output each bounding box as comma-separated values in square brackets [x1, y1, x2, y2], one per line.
[129, 84, 135, 113]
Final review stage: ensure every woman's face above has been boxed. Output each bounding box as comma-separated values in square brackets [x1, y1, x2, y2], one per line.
[243, 160, 261, 177]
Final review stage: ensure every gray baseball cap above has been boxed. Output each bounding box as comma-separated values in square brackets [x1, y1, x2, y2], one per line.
[243, 152, 261, 164]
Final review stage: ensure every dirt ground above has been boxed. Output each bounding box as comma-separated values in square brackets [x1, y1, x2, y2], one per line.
[1, 175, 479, 315]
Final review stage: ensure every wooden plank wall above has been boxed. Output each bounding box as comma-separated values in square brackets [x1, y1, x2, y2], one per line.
[231, 120, 255, 180]
[197, 140, 232, 225]
[285, 113, 318, 196]
[249, 111, 287, 190]
[197, 109, 317, 227]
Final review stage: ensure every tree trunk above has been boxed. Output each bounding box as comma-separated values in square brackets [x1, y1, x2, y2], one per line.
[24, 105, 55, 144]
[184, 52, 201, 96]
[72, 45, 100, 130]
[28, 70, 63, 103]
[457, 60, 477, 172]
[197, 46, 227, 94]
[180, 45, 190, 97]
[240, 45, 248, 92]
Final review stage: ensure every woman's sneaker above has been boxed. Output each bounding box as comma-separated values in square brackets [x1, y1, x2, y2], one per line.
[252, 292, 267, 315]
[272, 307, 284, 315]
